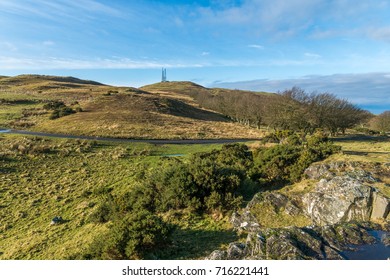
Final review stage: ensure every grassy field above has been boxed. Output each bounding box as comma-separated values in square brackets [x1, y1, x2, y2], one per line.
[0, 133, 389, 259]
[331, 135, 390, 163]
[0, 134, 236, 259]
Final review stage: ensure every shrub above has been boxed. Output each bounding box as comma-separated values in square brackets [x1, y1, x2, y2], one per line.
[43, 101, 66, 110]
[88, 200, 115, 223]
[251, 132, 340, 183]
[116, 183, 158, 213]
[86, 210, 171, 259]
[44, 100, 77, 119]
[150, 145, 249, 213]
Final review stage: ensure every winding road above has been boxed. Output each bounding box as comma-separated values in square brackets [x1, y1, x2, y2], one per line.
[0, 129, 260, 145]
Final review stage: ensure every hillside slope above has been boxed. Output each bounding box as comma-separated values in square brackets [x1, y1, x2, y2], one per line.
[0, 75, 263, 139]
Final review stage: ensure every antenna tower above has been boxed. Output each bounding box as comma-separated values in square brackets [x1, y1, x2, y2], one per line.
[161, 68, 167, 82]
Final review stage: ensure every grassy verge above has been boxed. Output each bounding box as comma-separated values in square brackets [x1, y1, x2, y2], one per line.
[330, 135, 390, 163]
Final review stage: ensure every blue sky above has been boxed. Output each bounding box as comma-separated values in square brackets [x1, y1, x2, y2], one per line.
[1, 0, 390, 113]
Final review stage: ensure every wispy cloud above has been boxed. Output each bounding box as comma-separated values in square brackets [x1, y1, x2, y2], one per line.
[195, 0, 324, 38]
[0, 56, 204, 70]
[192, 0, 390, 43]
[248, 44, 264, 49]
[0, 0, 122, 22]
[304, 52, 321, 59]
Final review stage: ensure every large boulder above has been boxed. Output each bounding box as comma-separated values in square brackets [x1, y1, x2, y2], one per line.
[302, 162, 389, 225]
[302, 176, 374, 225]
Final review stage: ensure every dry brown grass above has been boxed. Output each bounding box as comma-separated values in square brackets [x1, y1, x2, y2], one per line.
[1, 75, 265, 139]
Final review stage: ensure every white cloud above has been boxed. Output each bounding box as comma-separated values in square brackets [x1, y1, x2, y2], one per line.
[192, 0, 390, 43]
[0, 0, 122, 22]
[367, 26, 390, 42]
[196, 0, 325, 38]
[304, 52, 321, 59]
[201, 52, 210, 56]
[0, 56, 204, 70]
[248, 44, 264, 49]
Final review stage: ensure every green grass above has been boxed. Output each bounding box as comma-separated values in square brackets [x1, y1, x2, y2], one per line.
[330, 135, 390, 163]
[0, 134, 231, 259]
[249, 198, 311, 229]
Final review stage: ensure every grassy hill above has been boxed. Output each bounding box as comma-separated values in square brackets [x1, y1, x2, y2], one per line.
[0, 75, 263, 139]
[0, 74, 104, 88]
[141, 81, 209, 96]
[141, 81, 273, 98]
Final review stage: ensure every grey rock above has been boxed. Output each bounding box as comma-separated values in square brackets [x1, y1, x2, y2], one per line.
[206, 250, 227, 260]
[50, 216, 63, 225]
[244, 232, 267, 259]
[207, 223, 383, 260]
[226, 243, 247, 260]
[371, 192, 390, 220]
[231, 211, 260, 232]
[304, 163, 335, 180]
[302, 176, 374, 225]
[381, 232, 390, 246]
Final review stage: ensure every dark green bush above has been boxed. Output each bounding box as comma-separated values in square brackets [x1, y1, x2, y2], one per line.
[116, 183, 158, 213]
[88, 200, 116, 224]
[251, 131, 340, 183]
[44, 100, 77, 119]
[43, 101, 66, 110]
[86, 210, 171, 260]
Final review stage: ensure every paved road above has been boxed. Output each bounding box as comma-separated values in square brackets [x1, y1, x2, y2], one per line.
[0, 129, 260, 145]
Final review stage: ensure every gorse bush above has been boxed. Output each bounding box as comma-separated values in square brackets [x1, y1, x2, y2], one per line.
[251, 131, 340, 183]
[132, 144, 251, 214]
[86, 210, 171, 260]
[43, 101, 66, 110]
[86, 138, 339, 259]
[44, 100, 78, 119]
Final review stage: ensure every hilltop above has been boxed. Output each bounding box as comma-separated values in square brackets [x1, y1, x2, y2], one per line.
[0, 74, 104, 90]
[141, 81, 272, 99]
[0, 75, 264, 139]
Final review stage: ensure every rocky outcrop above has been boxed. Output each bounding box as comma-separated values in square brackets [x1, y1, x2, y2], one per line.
[208, 222, 379, 260]
[302, 176, 373, 224]
[304, 161, 379, 182]
[231, 192, 303, 232]
[302, 163, 389, 225]
[213, 161, 390, 260]
[231, 211, 260, 232]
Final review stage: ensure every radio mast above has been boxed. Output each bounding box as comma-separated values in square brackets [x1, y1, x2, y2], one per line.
[161, 68, 167, 82]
